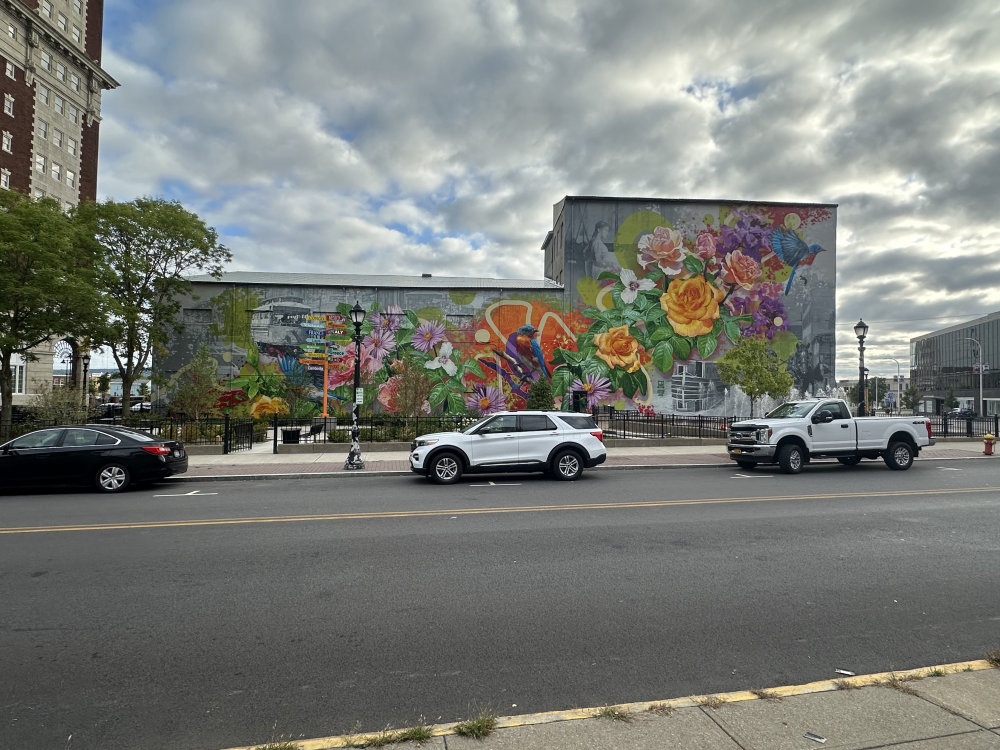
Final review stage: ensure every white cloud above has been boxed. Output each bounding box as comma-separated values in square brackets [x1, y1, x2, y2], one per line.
[97, 0, 1000, 379]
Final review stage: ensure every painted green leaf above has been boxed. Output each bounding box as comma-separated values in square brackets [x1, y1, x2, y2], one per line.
[462, 358, 485, 378]
[429, 382, 450, 407]
[552, 366, 573, 396]
[597, 271, 619, 281]
[446, 391, 466, 413]
[683, 255, 704, 275]
[582, 357, 611, 378]
[670, 336, 692, 361]
[449, 290, 476, 306]
[724, 319, 742, 343]
[652, 341, 674, 373]
[697, 333, 719, 359]
[770, 330, 801, 361]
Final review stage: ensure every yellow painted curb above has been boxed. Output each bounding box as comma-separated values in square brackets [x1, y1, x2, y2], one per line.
[219, 659, 995, 749]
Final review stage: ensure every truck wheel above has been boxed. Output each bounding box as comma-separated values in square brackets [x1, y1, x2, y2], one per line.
[428, 452, 462, 484]
[883, 441, 914, 470]
[777, 444, 804, 474]
[837, 456, 861, 466]
[736, 460, 756, 470]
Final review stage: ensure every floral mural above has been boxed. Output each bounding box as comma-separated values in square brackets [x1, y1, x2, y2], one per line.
[166, 200, 835, 418]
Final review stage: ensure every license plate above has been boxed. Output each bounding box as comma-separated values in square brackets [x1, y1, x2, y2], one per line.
[732, 448, 742, 454]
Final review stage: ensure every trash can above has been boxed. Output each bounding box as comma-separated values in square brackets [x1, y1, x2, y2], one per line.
[282, 428, 301, 444]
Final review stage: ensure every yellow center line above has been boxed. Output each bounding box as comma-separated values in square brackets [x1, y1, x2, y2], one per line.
[1, 486, 997, 534]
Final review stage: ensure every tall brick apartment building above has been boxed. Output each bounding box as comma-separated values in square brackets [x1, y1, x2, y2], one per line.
[0, 0, 117, 405]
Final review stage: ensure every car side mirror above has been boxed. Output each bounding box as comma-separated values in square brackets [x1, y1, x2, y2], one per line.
[813, 410, 834, 424]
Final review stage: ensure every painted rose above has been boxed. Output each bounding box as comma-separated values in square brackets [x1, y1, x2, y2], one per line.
[660, 276, 725, 337]
[593, 325, 644, 373]
[694, 231, 716, 260]
[377, 375, 402, 411]
[637, 226, 686, 275]
[720, 249, 761, 290]
[249, 394, 289, 418]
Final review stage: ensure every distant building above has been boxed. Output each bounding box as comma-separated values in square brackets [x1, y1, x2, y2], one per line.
[911, 311, 999, 415]
[1, 0, 118, 407]
[162, 197, 838, 417]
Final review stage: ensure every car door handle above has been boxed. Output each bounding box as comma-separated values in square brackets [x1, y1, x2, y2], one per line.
[841, 424, 849, 428]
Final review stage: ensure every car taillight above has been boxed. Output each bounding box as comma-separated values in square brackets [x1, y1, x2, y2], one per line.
[142, 445, 172, 456]
[926, 420, 933, 439]
[591, 430, 604, 443]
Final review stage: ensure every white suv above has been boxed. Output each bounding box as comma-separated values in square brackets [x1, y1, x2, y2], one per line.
[409, 411, 606, 484]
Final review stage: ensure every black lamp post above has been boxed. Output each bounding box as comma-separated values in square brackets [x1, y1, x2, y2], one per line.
[344, 301, 366, 470]
[854, 318, 869, 416]
[81, 352, 91, 409]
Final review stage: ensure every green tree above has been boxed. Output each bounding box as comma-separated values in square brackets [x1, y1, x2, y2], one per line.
[847, 376, 890, 412]
[716, 337, 794, 417]
[526, 376, 555, 410]
[97, 372, 111, 402]
[944, 387, 959, 409]
[79, 197, 231, 412]
[137, 381, 151, 401]
[29, 383, 88, 426]
[0, 192, 102, 437]
[169, 342, 220, 419]
[901, 384, 920, 412]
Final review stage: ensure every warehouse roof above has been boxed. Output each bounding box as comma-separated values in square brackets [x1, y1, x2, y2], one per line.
[186, 271, 562, 290]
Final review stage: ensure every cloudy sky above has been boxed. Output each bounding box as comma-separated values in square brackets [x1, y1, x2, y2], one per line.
[93, 0, 1000, 380]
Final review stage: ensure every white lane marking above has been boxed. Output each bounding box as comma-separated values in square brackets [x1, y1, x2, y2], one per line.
[732, 473, 773, 478]
[152, 489, 219, 497]
[937, 467, 963, 471]
[469, 481, 522, 487]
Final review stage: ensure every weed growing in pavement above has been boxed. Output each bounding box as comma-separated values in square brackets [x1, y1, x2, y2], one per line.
[986, 649, 1000, 668]
[696, 695, 725, 709]
[595, 705, 633, 722]
[833, 679, 860, 690]
[749, 688, 780, 701]
[341, 720, 434, 748]
[882, 673, 919, 695]
[647, 702, 675, 716]
[928, 668, 946, 677]
[453, 711, 497, 739]
[254, 744, 300, 750]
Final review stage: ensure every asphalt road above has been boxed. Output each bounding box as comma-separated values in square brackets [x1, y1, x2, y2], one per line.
[2, 459, 999, 750]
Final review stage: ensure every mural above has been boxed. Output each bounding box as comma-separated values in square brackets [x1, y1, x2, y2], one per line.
[164, 200, 836, 417]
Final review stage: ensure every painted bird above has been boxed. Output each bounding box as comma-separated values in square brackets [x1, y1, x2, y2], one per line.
[770, 228, 826, 295]
[492, 324, 550, 383]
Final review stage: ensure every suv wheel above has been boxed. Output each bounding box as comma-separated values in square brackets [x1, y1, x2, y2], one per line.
[428, 452, 462, 484]
[551, 449, 583, 481]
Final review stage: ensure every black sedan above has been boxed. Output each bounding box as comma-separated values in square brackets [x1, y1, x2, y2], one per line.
[0, 425, 188, 493]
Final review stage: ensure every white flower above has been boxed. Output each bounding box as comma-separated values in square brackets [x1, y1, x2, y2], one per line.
[424, 341, 458, 377]
[619, 268, 655, 304]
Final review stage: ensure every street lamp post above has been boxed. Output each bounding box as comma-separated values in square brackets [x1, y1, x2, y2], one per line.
[854, 318, 869, 416]
[888, 357, 901, 414]
[962, 337, 983, 416]
[344, 301, 366, 470]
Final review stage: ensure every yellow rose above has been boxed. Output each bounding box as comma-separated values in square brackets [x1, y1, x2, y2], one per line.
[594, 325, 643, 373]
[249, 394, 289, 418]
[661, 277, 724, 338]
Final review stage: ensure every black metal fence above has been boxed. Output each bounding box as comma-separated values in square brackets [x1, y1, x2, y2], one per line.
[268, 414, 481, 446]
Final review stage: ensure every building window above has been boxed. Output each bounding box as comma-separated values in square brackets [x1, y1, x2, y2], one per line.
[35, 154, 45, 173]
[53, 128, 62, 147]
[3, 94, 13, 117]
[65, 168, 75, 188]
[66, 136, 76, 155]
[40, 51, 51, 71]
[11, 357, 25, 393]
[2, 131, 11, 153]
[51, 162, 61, 181]
[53, 95, 63, 115]
[7, 24, 16, 40]
[71, 26, 82, 44]
[36, 119, 48, 139]
[38, 84, 49, 105]
[5, 61, 14, 79]
[68, 105, 78, 123]
[69, 73, 80, 91]
[0, 168, 9, 190]
[73, 0, 83, 13]
[41, 1, 53, 18]
[55, 63, 66, 82]
[57, 14, 67, 32]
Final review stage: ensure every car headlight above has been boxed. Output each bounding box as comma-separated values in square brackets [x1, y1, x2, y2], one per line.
[414, 438, 438, 447]
[755, 428, 772, 443]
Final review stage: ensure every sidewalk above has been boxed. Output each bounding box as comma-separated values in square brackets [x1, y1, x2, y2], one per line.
[220, 661, 1000, 749]
[180, 439, 990, 481]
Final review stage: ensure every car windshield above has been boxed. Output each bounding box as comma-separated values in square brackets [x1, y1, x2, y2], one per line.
[462, 416, 493, 434]
[765, 402, 817, 418]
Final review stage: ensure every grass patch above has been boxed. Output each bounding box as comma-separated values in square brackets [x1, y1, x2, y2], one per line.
[453, 711, 497, 739]
[833, 679, 860, 690]
[647, 702, 675, 716]
[882, 673, 919, 695]
[696, 695, 725, 710]
[254, 745, 300, 750]
[749, 688, 780, 701]
[928, 668, 946, 677]
[595, 705, 633, 722]
[986, 649, 1000, 668]
[341, 721, 434, 748]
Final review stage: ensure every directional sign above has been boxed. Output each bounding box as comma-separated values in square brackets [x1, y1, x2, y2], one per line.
[300, 321, 325, 329]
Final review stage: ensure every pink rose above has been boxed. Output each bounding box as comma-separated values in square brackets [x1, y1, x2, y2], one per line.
[695, 231, 716, 260]
[720, 250, 761, 290]
[637, 226, 686, 275]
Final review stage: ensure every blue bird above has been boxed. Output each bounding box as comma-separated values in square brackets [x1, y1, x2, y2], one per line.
[771, 228, 826, 295]
[506, 324, 549, 379]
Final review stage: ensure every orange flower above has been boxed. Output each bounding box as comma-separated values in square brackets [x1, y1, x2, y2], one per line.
[594, 325, 643, 373]
[249, 394, 289, 418]
[661, 277, 724, 338]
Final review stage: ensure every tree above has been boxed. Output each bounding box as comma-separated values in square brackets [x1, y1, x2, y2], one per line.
[0, 191, 102, 437]
[716, 337, 794, 417]
[944, 387, 959, 409]
[169, 342, 220, 419]
[97, 372, 111, 402]
[902, 384, 920, 412]
[80, 197, 231, 412]
[526, 376, 555, 410]
[846, 376, 890, 412]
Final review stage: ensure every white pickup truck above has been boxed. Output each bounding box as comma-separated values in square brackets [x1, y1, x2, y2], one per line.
[727, 398, 934, 473]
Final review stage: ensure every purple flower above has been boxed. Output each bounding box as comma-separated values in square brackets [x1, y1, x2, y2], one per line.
[376, 304, 404, 333]
[365, 327, 396, 361]
[570, 374, 612, 409]
[412, 320, 447, 353]
[466, 383, 506, 414]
